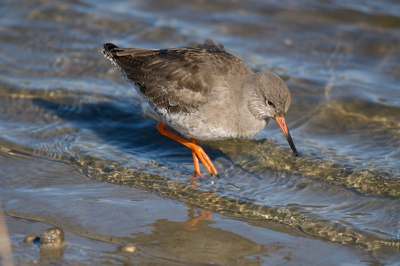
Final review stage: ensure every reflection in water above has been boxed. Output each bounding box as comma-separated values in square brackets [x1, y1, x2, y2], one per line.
[0, 201, 14, 266]
[131, 205, 281, 264]
[185, 206, 211, 230]
[40, 245, 64, 264]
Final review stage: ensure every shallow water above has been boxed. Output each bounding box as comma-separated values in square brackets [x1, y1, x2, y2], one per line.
[1, 0, 400, 264]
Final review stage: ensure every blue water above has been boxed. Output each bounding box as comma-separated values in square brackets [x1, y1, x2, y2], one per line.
[1, 0, 400, 264]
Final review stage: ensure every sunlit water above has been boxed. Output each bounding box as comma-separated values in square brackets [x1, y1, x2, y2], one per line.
[1, 0, 400, 264]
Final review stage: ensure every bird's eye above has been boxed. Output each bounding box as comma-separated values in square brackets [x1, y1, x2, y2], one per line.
[267, 100, 274, 107]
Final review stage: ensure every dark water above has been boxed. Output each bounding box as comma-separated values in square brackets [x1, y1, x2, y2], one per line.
[1, 0, 400, 264]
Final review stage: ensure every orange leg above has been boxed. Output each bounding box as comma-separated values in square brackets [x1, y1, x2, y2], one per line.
[156, 122, 218, 177]
[190, 138, 201, 177]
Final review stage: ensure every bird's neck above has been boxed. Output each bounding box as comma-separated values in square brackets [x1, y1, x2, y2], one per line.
[233, 86, 267, 138]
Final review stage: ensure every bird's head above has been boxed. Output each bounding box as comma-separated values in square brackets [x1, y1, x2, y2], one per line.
[245, 72, 298, 156]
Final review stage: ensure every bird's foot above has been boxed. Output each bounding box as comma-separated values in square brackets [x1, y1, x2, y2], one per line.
[156, 122, 218, 177]
[190, 145, 218, 176]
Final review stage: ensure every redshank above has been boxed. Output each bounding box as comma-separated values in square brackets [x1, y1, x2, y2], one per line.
[103, 39, 298, 177]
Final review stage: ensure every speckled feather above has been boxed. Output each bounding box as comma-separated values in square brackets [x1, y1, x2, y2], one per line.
[103, 39, 252, 115]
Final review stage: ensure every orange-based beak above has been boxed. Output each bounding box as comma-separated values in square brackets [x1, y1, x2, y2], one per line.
[274, 116, 298, 157]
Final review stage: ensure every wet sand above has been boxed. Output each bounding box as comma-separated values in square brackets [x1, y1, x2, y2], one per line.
[1, 149, 389, 265]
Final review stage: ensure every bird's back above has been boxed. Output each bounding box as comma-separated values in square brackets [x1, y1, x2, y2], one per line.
[103, 39, 252, 115]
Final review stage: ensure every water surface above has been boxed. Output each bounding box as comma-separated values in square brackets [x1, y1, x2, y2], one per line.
[1, 0, 400, 264]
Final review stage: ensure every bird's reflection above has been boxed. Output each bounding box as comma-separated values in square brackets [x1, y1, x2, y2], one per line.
[128, 204, 280, 264]
[185, 205, 211, 230]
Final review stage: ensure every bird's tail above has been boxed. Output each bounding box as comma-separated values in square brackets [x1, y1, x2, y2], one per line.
[102, 43, 119, 60]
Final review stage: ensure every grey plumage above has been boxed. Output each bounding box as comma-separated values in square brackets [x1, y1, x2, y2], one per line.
[102, 38, 297, 158]
[103, 39, 252, 115]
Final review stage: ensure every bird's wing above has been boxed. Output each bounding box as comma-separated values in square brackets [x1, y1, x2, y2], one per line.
[103, 40, 252, 114]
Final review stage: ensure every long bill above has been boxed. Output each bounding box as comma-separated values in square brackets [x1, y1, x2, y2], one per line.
[274, 116, 298, 157]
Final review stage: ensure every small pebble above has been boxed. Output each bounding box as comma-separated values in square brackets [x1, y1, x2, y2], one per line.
[284, 38, 293, 46]
[40, 228, 65, 245]
[121, 244, 137, 253]
[23, 235, 39, 243]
